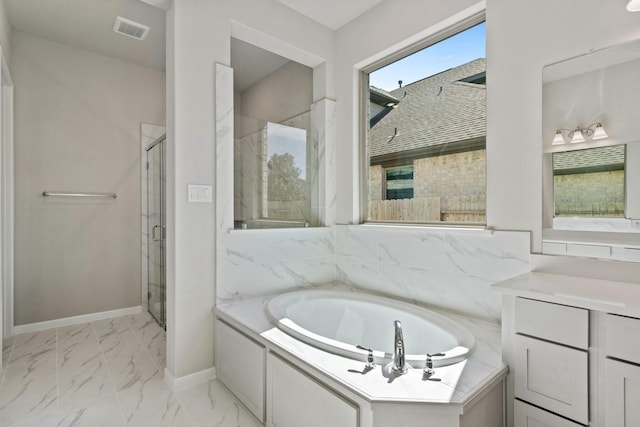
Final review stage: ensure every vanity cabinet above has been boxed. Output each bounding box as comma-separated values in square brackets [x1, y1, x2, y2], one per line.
[512, 297, 589, 425]
[604, 314, 640, 427]
[494, 271, 640, 427]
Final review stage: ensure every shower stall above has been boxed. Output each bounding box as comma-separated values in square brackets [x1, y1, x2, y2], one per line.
[146, 134, 166, 328]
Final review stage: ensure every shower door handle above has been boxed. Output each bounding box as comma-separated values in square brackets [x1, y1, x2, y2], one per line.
[152, 225, 164, 241]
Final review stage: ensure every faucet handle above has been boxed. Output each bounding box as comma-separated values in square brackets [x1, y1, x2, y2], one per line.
[423, 353, 445, 379]
[356, 345, 375, 368]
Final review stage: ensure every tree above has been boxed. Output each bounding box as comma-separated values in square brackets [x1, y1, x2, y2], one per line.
[267, 153, 306, 201]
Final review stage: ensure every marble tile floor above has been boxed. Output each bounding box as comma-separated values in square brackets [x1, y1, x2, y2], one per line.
[0, 312, 261, 427]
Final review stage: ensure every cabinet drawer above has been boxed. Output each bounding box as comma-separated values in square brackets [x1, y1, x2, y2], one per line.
[515, 297, 588, 349]
[566, 243, 611, 258]
[514, 334, 588, 424]
[215, 319, 266, 422]
[543, 241, 567, 255]
[515, 400, 583, 427]
[622, 247, 640, 262]
[267, 353, 358, 427]
[605, 358, 640, 427]
[605, 314, 640, 365]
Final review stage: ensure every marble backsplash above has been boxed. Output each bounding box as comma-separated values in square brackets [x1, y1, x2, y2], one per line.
[335, 225, 531, 322]
[216, 227, 336, 304]
[216, 224, 530, 323]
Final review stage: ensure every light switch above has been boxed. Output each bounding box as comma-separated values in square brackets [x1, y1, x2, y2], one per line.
[187, 184, 212, 203]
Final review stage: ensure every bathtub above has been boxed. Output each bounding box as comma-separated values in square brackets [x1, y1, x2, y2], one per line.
[266, 289, 475, 368]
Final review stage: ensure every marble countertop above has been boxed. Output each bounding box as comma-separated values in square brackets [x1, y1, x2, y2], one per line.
[492, 272, 640, 317]
[214, 290, 507, 410]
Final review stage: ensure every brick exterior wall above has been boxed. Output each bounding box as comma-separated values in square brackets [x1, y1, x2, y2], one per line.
[554, 170, 624, 216]
[413, 149, 486, 200]
[368, 149, 486, 222]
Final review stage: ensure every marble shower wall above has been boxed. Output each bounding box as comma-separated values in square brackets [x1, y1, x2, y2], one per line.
[215, 63, 338, 304]
[141, 124, 166, 310]
[335, 225, 531, 322]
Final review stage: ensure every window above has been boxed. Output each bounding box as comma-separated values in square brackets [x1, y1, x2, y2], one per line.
[365, 20, 486, 224]
[385, 166, 414, 200]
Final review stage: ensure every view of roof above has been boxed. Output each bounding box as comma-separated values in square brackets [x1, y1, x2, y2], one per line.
[369, 58, 486, 159]
[553, 144, 625, 172]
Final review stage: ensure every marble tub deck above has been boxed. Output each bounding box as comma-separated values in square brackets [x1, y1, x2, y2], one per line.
[0, 312, 260, 427]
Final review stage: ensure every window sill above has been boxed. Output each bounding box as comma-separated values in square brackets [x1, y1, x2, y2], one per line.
[347, 222, 492, 234]
[227, 225, 332, 235]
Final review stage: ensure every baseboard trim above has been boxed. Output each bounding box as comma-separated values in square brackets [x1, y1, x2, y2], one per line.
[164, 366, 216, 391]
[13, 305, 143, 335]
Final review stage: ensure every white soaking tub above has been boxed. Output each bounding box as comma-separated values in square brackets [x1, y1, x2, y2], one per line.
[266, 289, 475, 367]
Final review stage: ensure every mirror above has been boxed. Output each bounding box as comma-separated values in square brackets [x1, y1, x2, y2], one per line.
[231, 38, 315, 229]
[541, 38, 640, 260]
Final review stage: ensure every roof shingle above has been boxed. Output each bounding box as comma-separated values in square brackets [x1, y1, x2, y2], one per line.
[369, 59, 486, 158]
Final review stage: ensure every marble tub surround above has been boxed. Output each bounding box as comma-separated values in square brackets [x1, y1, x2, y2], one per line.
[216, 226, 337, 304]
[0, 312, 258, 427]
[215, 288, 506, 405]
[335, 225, 531, 322]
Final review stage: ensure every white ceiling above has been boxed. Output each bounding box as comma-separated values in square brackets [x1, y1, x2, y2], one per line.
[4, 0, 383, 73]
[276, 0, 383, 30]
[6, 0, 166, 70]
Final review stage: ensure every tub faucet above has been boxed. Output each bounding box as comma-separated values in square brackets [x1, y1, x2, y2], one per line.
[391, 320, 407, 374]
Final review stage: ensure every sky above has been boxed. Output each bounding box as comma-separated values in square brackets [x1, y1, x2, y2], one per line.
[369, 22, 486, 92]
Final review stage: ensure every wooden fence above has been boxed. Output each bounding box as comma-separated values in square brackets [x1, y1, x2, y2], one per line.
[368, 197, 440, 222]
[369, 195, 486, 223]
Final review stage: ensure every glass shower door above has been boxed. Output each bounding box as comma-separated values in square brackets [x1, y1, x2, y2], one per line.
[147, 137, 165, 327]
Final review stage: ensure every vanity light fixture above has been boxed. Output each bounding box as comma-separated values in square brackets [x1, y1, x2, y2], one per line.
[551, 122, 608, 145]
[627, 0, 640, 12]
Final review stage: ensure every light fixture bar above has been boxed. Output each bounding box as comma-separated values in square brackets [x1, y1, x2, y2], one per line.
[552, 123, 608, 145]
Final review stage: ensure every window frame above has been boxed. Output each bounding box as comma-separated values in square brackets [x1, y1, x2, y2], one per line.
[359, 11, 487, 226]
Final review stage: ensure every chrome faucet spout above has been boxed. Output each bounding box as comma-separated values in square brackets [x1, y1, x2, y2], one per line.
[391, 320, 407, 374]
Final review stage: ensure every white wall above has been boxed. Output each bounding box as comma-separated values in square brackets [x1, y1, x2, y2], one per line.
[12, 31, 165, 325]
[0, 0, 10, 64]
[168, 0, 334, 379]
[487, 0, 640, 251]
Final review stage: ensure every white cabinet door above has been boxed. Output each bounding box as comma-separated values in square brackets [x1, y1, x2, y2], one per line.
[605, 358, 640, 427]
[514, 334, 588, 424]
[515, 400, 583, 427]
[215, 320, 266, 422]
[605, 314, 640, 365]
[267, 353, 358, 427]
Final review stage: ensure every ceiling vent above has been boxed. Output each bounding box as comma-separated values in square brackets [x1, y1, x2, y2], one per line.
[113, 16, 150, 41]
